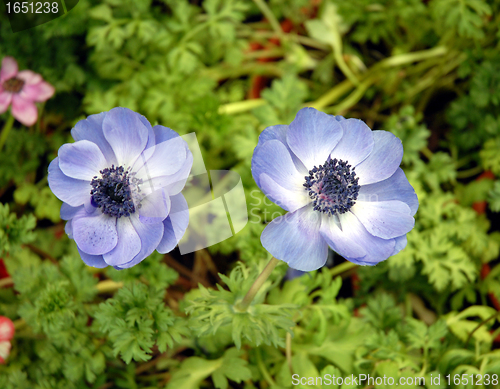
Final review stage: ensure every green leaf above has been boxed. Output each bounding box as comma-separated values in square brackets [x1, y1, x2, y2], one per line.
[167, 348, 251, 389]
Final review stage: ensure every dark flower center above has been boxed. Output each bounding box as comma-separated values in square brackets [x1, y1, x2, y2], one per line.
[2, 77, 25, 93]
[304, 157, 360, 215]
[90, 165, 136, 218]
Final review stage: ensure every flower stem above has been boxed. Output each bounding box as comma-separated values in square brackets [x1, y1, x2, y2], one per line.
[0, 114, 15, 151]
[330, 260, 358, 278]
[236, 256, 280, 311]
[96, 279, 124, 294]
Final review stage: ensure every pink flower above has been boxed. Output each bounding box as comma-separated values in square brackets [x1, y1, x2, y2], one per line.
[0, 316, 14, 364]
[0, 56, 55, 126]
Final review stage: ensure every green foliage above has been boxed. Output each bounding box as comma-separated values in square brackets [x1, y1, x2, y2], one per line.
[2, 0, 500, 387]
[185, 262, 295, 349]
[0, 203, 36, 256]
[331, 0, 428, 45]
[94, 282, 183, 363]
[108, 252, 179, 291]
[14, 183, 62, 223]
[480, 136, 500, 176]
[384, 106, 431, 165]
[430, 0, 492, 40]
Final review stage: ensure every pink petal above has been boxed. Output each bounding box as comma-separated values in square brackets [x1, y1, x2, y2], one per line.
[0, 57, 18, 82]
[0, 91, 12, 114]
[16, 70, 42, 85]
[11, 95, 38, 126]
[0, 316, 14, 341]
[20, 81, 55, 102]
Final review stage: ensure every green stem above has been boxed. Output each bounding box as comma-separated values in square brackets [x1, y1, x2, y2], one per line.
[218, 98, 266, 115]
[421, 147, 433, 160]
[0, 114, 15, 151]
[252, 0, 284, 41]
[330, 260, 358, 278]
[256, 347, 276, 387]
[465, 311, 500, 346]
[456, 165, 483, 179]
[236, 256, 280, 311]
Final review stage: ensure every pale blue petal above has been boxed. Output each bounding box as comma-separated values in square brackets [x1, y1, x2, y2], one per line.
[58, 140, 108, 181]
[286, 107, 343, 169]
[103, 216, 142, 266]
[319, 212, 367, 260]
[72, 212, 117, 255]
[102, 107, 148, 166]
[252, 139, 305, 192]
[350, 200, 414, 239]
[323, 210, 395, 265]
[354, 131, 403, 185]
[358, 168, 418, 215]
[259, 173, 310, 212]
[157, 194, 189, 253]
[71, 112, 117, 165]
[138, 188, 171, 224]
[257, 124, 307, 174]
[48, 157, 92, 207]
[331, 118, 374, 167]
[261, 205, 328, 271]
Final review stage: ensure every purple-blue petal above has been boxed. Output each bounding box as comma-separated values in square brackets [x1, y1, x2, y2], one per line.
[77, 247, 108, 268]
[58, 140, 108, 181]
[157, 194, 189, 253]
[133, 136, 188, 180]
[72, 212, 118, 255]
[102, 107, 148, 166]
[261, 205, 328, 271]
[391, 235, 407, 256]
[286, 107, 343, 169]
[103, 216, 141, 266]
[358, 168, 418, 215]
[71, 112, 117, 165]
[354, 131, 403, 185]
[65, 219, 73, 239]
[48, 157, 92, 207]
[252, 139, 305, 192]
[350, 200, 414, 240]
[60, 203, 83, 220]
[114, 214, 164, 269]
[139, 114, 156, 150]
[153, 125, 180, 144]
[331, 118, 374, 167]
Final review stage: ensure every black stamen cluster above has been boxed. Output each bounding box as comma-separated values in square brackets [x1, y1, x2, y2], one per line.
[2, 77, 25, 93]
[303, 157, 360, 215]
[90, 165, 135, 218]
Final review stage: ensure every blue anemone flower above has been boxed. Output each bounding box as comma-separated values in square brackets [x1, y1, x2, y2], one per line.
[252, 107, 418, 271]
[48, 107, 193, 269]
